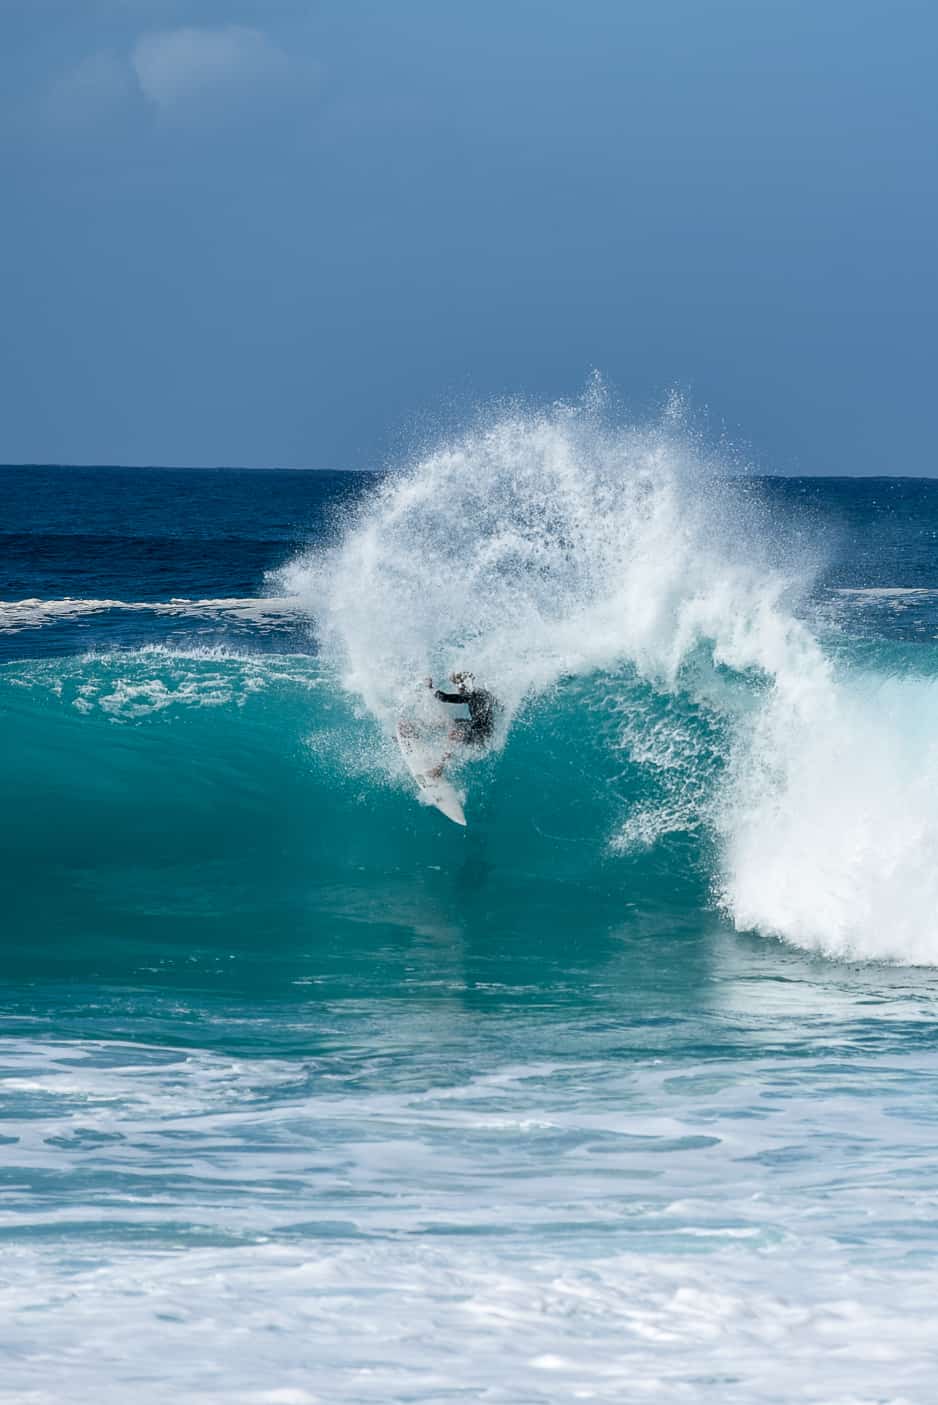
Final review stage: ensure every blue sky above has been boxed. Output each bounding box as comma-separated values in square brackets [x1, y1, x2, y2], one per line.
[2, 1, 935, 472]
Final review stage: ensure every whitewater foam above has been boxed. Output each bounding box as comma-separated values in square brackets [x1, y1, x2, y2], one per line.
[0, 596, 306, 633]
[720, 671, 938, 962]
[3, 1033, 938, 1403]
[6, 649, 321, 720]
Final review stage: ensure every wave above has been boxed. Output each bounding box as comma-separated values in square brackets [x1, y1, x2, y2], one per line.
[0, 595, 306, 633]
[7, 396, 938, 965]
[835, 587, 938, 598]
[5, 631, 938, 963]
[273, 390, 938, 964]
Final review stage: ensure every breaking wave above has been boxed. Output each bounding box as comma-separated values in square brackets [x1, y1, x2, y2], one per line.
[273, 391, 938, 963]
[6, 395, 938, 965]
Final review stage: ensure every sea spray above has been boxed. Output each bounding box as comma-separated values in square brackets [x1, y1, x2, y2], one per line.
[281, 393, 807, 723]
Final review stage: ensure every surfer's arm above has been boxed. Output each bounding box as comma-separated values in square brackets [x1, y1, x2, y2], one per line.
[434, 690, 464, 704]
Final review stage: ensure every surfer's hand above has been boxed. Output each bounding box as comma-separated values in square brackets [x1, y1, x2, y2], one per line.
[424, 677, 433, 688]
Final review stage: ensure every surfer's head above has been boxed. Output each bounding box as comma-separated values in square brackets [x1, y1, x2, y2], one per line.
[450, 671, 474, 691]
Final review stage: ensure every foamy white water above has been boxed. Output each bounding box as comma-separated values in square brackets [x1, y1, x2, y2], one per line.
[2, 997, 938, 1405]
[0, 596, 305, 633]
[720, 670, 938, 962]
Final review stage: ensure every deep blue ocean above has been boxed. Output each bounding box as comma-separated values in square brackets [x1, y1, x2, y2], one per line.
[3, 410, 938, 1403]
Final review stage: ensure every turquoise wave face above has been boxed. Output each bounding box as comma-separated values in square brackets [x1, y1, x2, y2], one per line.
[1, 651, 716, 1002]
[8, 619, 938, 1016]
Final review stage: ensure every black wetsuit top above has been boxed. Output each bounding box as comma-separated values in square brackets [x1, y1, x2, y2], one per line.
[435, 687, 495, 745]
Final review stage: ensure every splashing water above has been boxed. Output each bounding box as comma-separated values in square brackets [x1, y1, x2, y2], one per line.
[278, 392, 938, 963]
[282, 394, 811, 718]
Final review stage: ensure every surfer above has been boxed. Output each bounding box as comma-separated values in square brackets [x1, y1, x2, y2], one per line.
[431, 672, 496, 749]
[398, 668, 494, 792]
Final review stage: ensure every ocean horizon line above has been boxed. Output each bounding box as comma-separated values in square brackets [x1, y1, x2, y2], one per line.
[2, 463, 937, 481]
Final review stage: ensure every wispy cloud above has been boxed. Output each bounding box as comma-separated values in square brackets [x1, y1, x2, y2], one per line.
[131, 26, 290, 114]
[42, 25, 294, 133]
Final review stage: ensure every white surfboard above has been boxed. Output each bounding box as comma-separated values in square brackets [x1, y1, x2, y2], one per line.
[396, 719, 466, 826]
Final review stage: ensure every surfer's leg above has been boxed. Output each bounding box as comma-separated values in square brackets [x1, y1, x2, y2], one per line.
[429, 721, 469, 778]
[428, 750, 452, 779]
